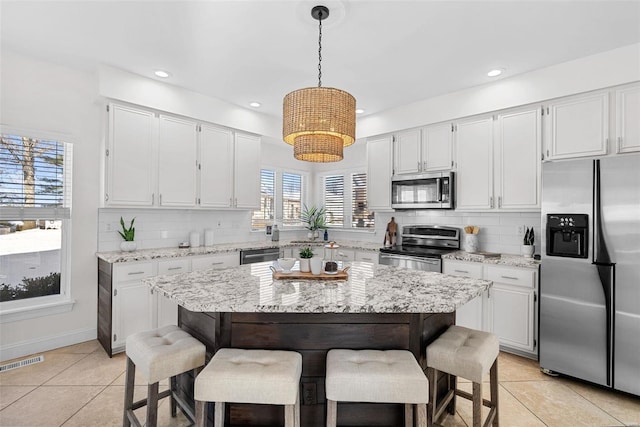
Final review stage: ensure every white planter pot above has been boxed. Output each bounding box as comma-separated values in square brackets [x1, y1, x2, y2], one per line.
[120, 241, 137, 252]
[299, 258, 311, 273]
[310, 257, 323, 275]
[307, 231, 315, 240]
[521, 244, 535, 258]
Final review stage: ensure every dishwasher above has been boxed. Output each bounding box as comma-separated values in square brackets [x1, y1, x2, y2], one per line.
[240, 247, 280, 264]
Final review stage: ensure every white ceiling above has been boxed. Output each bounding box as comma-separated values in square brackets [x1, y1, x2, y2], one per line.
[2, 0, 639, 119]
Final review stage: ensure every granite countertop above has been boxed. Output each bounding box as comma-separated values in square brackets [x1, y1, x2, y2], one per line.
[96, 239, 381, 264]
[442, 251, 540, 269]
[145, 261, 492, 314]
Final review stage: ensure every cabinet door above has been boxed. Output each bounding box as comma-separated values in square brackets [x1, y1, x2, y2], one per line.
[422, 123, 453, 171]
[367, 135, 393, 210]
[106, 104, 156, 206]
[393, 129, 421, 175]
[199, 124, 234, 208]
[234, 133, 261, 209]
[158, 115, 198, 207]
[455, 117, 494, 210]
[615, 84, 640, 154]
[546, 92, 609, 160]
[455, 296, 484, 331]
[496, 108, 541, 210]
[491, 284, 535, 352]
[113, 281, 153, 350]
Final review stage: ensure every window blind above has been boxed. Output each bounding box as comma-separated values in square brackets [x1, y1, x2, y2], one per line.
[352, 173, 374, 228]
[0, 134, 72, 220]
[324, 175, 344, 227]
[251, 169, 275, 229]
[281, 172, 302, 227]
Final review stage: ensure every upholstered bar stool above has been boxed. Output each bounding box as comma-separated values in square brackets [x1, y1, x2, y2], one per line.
[194, 348, 302, 427]
[426, 325, 499, 427]
[123, 325, 205, 427]
[325, 349, 429, 427]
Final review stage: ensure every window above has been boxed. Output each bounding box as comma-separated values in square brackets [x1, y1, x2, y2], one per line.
[252, 169, 305, 230]
[322, 172, 374, 229]
[0, 130, 72, 312]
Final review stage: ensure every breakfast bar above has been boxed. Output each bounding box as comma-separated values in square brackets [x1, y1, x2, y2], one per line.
[145, 261, 492, 426]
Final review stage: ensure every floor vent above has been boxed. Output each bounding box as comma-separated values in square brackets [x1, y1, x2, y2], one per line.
[0, 355, 44, 372]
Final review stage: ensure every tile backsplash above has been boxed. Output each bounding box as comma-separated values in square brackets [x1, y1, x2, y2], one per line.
[98, 208, 541, 256]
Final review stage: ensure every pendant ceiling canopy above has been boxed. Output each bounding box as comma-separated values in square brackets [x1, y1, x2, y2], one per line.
[282, 5, 356, 163]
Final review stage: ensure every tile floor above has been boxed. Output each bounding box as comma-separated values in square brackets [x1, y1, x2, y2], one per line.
[0, 341, 639, 426]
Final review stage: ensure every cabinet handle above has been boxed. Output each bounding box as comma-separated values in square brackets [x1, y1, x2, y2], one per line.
[454, 269, 469, 274]
[423, 161, 427, 171]
[152, 193, 154, 205]
[229, 198, 233, 206]
[501, 275, 519, 280]
[360, 257, 373, 261]
[489, 196, 494, 208]
[127, 271, 145, 275]
[234, 198, 237, 207]
[211, 262, 224, 266]
[498, 196, 502, 208]
[168, 267, 182, 271]
[159, 194, 162, 205]
[618, 136, 622, 152]
[113, 333, 117, 342]
[418, 161, 421, 171]
[546, 149, 549, 157]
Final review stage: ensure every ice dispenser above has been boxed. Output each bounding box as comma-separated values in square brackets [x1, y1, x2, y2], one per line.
[546, 214, 589, 258]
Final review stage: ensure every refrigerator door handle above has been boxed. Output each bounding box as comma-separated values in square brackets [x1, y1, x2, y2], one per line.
[593, 262, 615, 387]
[593, 160, 612, 264]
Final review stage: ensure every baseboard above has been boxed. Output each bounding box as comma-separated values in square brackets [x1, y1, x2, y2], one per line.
[0, 327, 97, 362]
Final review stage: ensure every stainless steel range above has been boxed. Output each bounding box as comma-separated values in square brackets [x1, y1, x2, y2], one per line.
[379, 225, 460, 272]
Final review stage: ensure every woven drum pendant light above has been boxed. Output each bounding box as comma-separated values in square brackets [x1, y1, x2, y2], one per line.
[283, 5, 356, 162]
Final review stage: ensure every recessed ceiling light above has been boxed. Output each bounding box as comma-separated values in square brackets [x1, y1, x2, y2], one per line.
[487, 68, 504, 77]
[355, 109, 365, 114]
[249, 102, 261, 108]
[154, 70, 171, 78]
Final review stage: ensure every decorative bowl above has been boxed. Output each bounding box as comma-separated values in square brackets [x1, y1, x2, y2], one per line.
[277, 258, 296, 273]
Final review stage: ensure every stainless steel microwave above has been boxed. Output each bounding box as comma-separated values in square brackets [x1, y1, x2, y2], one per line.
[391, 172, 454, 209]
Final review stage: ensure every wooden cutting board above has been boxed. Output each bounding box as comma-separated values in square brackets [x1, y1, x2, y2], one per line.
[271, 268, 349, 280]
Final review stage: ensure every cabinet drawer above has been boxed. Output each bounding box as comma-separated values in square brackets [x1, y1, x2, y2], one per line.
[443, 261, 483, 279]
[355, 250, 378, 263]
[486, 266, 535, 289]
[114, 262, 154, 282]
[158, 258, 190, 276]
[191, 253, 239, 271]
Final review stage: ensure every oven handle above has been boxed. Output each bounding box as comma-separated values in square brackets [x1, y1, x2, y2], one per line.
[379, 253, 441, 265]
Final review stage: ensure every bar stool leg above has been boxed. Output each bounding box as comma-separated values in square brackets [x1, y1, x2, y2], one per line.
[170, 375, 177, 417]
[294, 389, 301, 427]
[427, 367, 437, 425]
[147, 382, 159, 427]
[326, 399, 337, 427]
[416, 403, 427, 427]
[447, 374, 457, 415]
[404, 403, 413, 427]
[123, 357, 135, 427]
[195, 400, 206, 427]
[490, 359, 499, 427]
[284, 403, 295, 427]
[214, 401, 225, 427]
[472, 382, 482, 427]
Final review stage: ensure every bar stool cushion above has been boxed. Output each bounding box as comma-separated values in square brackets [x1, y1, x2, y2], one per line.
[126, 325, 206, 384]
[195, 349, 302, 405]
[426, 325, 499, 383]
[326, 349, 429, 404]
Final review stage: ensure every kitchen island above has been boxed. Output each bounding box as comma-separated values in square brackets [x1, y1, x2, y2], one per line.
[146, 261, 492, 427]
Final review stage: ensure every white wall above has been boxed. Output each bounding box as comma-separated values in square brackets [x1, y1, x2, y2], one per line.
[0, 50, 102, 360]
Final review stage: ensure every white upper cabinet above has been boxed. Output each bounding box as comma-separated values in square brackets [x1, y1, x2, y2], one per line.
[393, 124, 453, 175]
[106, 104, 156, 206]
[157, 115, 198, 207]
[544, 91, 609, 160]
[455, 116, 494, 210]
[233, 132, 261, 209]
[393, 128, 421, 175]
[422, 123, 453, 171]
[199, 124, 234, 208]
[615, 84, 640, 154]
[495, 107, 541, 210]
[367, 135, 393, 211]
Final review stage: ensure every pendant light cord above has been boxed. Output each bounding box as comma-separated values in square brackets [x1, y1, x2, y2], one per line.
[317, 9, 323, 87]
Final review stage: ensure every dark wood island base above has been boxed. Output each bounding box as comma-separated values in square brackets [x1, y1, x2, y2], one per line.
[176, 307, 455, 427]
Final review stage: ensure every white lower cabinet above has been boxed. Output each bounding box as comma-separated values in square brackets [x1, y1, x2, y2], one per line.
[191, 253, 239, 271]
[443, 259, 539, 357]
[112, 262, 155, 351]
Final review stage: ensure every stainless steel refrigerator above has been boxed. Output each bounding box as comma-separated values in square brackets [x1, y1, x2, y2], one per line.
[540, 153, 640, 396]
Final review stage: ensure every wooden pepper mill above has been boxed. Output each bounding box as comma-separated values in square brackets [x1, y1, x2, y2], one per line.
[384, 217, 397, 247]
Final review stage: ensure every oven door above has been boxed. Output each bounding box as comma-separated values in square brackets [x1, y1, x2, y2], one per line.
[378, 253, 441, 272]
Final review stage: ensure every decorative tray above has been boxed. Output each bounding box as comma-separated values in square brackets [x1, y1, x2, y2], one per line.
[270, 266, 350, 280]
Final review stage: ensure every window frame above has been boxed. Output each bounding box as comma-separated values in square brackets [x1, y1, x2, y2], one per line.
[0, 126, 75, 323]
[251, 166, 309, 231]
[319, 168, 375, 231]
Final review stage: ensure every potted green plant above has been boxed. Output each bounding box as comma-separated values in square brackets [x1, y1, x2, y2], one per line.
[118, 216, 137, 252]
[521, 227, 535, 258]
[298, 247, 314, 272]
[301, 204, 327, 240]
